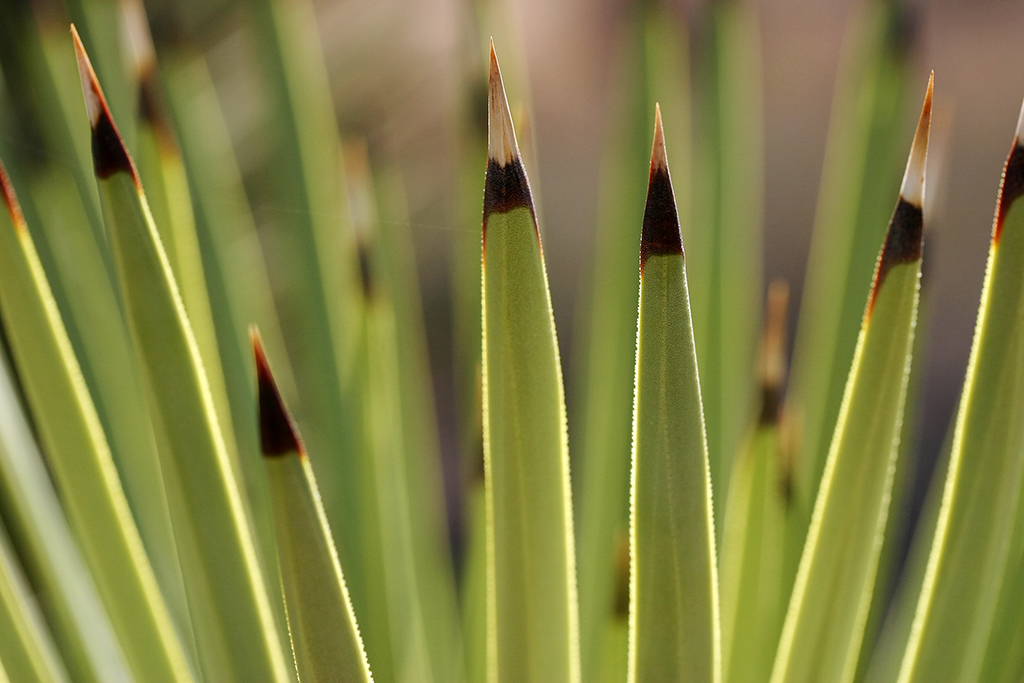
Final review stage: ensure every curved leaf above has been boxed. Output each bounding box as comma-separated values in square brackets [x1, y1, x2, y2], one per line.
[770, 76, 932, 683]
[73, 30, 291, 683]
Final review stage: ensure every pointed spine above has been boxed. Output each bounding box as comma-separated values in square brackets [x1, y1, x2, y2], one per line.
[869, 73, 931, 314]
[482, 41, 535, 240]
[71, 25, 137, 182]
[758, 280, 789, 427]
[254, 333, 303, 459]
[640, 104, 683, 268]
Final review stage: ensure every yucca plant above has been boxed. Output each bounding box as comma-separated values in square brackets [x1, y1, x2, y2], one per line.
[0, 0, 1022, 682]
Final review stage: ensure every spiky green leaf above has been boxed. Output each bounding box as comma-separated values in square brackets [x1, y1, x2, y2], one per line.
[628, 107, 720, 683]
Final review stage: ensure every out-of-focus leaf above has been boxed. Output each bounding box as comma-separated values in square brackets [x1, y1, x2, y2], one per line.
[245, 0, 362, 583]
[159, 46, 293, 592]
[690, 0, 764, 522]
[372, 161, 465, 683]
[346, 144, 463, 683]
[452, 29, 487, 683]
[720, 281, 790, 683]
[460, 482, 488, 683]
[0, 516, 69, 683]
[124, 1, 242, 487]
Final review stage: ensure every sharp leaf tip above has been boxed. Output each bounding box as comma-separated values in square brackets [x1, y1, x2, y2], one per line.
[254, 332, 302, 458]
[640, 117, 682, 266]
[71, 26, 137, 180]
[900, 73, 933, 208]
[651, 104, 668, 172]
[487, 43, 519, 166]
[71, 25, 104, 129]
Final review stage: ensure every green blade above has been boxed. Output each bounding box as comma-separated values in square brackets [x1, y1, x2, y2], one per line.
[852, 247, 937, 683]
[0, 513, 70, 683]
[124, 3, 242, 485]
[0, 158, 192, 682]
[461, 481, 488, 683]
[862, 415, 954, 683]
[897, 99, 1024, 683]
[481, 44, 580, 683]
[451, 33, 486, 683]
[342, 144, 462, 682]
[255, 335, 373, 683]
[574, 11, 691, 683]
[73, 31, 290, 683]
[0, 348, 130, 683]
[627, 106, 720, 683]
[770, 76, 932, 683]
[335, 313, 392, 682]
[720, 281, 790, 683]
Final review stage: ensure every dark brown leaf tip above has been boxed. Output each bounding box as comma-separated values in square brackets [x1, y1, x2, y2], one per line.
[869, 198, 924, 315]
[253, 329, 303, 458]
[356, 240, 375, 300]
[994, 99, 1024, 245]
[640, 105, 683, 269]
[758, 280, 789, 426]
[482, 41, 536, 241]
[869, 75, 931, 313]
[137, 71, 178, 153]
[482, 157, 534, 226]
[0, 159, 27, 234]
[72, 25, 138, 182]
